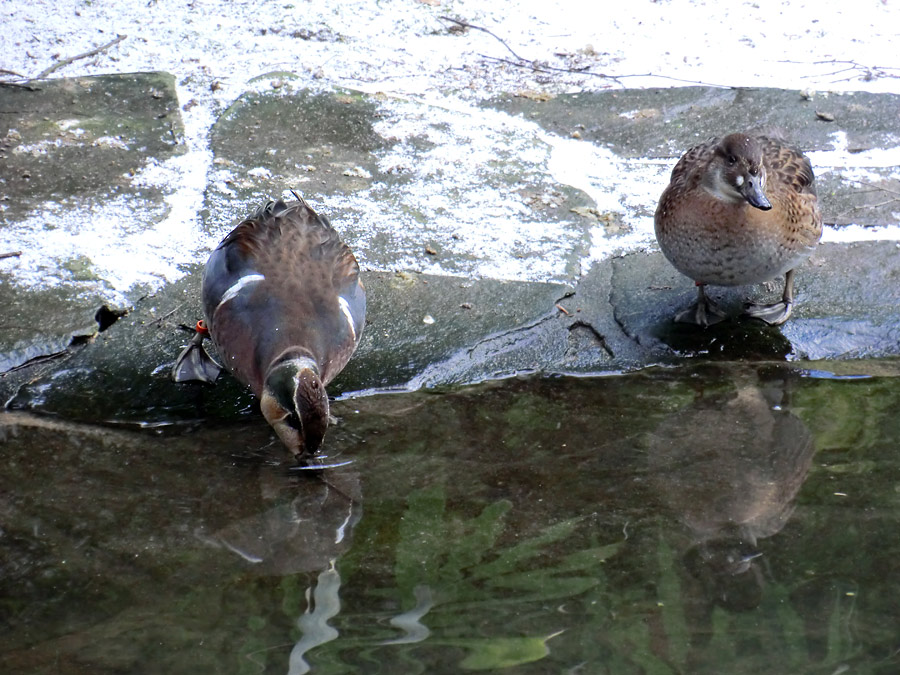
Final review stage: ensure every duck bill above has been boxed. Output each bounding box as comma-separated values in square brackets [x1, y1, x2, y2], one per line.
[742, 176, 772, 211]
[298, 409, 326, 455]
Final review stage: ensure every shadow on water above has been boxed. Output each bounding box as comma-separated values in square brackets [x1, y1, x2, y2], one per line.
[2, 363, 900, 674]
[654, 317, 795, 361]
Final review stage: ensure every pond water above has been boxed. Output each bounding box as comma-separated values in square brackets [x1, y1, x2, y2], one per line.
[1, 362, 899, 674]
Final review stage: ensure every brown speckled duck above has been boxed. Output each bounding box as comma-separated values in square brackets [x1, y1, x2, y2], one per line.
[654, 132, 822, 326]
[174, 194, 365, 461]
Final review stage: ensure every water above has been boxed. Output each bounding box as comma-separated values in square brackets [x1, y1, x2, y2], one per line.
[1, 362, 899, 674]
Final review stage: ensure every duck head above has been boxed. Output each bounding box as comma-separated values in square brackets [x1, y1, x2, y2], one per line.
[259, 355, 330, 459]
[705, 133, 772, 211]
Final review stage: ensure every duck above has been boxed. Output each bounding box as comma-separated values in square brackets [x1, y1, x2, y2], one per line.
[654, 131, 822, 326]
[173, 193, 366, 461]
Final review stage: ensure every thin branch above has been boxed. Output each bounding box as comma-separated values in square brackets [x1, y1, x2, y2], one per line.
[439, 16, 529, 63]
[614, 72, 734, 88]
[780, 58, 900, 71]
[800, 66, 860, 79]
[858, 198, 900, 209]
[833, 198, 900, 222]
[441, 16, 731, 89]
[0, 82, 40, 91]
[440, 15, 622, 83]
[830, 178, 900, 220]
[36, 34, 127, 80]
[0, 251, 22, 260]
[150, 306, 180, 327]
[846, 179, 900, 198]
[0, 68, 36, 91]
[481, 54, 733, 89]
[478, 54, 623, 86]
[782, 58, 900, 83]
[810, 59, 900, 71]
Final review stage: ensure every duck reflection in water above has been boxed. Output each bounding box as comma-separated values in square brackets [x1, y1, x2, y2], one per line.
[199, 466, 361, 674]
[649, 370, 815, 615]
[203, 465, 361, 575]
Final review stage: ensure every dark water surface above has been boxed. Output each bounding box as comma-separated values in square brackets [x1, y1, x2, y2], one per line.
[2, 363, 899, 674]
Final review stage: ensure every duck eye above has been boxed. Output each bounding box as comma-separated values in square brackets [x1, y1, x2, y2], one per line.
[726, 154, 737, 165]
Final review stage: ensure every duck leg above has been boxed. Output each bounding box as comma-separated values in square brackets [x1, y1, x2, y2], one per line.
[743, 269, 795, 326]
[675, 283, 728, 327]
[172, 321, 222, 384]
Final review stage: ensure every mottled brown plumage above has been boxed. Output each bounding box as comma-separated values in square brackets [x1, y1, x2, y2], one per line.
[655, 132, 822, 326]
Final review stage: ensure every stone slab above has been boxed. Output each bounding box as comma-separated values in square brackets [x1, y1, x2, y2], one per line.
[0, 72, 184, 373]
[203, 80, 593, 284]
[4, 268, 573, 422]
[486, 87, 900, 229]
[3, 77, 900, 419]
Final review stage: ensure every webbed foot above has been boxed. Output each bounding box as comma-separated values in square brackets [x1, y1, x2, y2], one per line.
[743, 300, 793, 325]
[743, 269, 796, 326]
[172, 320, 222, 384]
[675, 285, 727, 327]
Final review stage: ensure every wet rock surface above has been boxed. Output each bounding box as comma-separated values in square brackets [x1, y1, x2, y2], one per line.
[0, 72, 183, 376]
[2, 74, 900, 412]
[0, 72, 183, 218]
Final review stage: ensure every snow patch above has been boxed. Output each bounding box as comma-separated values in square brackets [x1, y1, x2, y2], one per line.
[2, 0, 900, 293]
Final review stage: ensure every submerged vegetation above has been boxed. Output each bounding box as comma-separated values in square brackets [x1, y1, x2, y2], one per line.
[2, 364, 899, 673]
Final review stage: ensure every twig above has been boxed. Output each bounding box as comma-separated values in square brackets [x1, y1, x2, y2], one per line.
[845, 179, 900, 198]
[150, 306, 179, 327]
[619, 72, 739, 88]
[479, 54, 624, 86]
[441, 16, 730, 89]
[786, 58, 900, 83]
[440, 15, 622, 84]
[0, 82, 39, 91]
[810, 59, 900, 71]
[858, 198, 900, 209]
[439, 16, 529, 62]
[36, 34, 127, 80]
[0, 251, 22, 260]
[781, 58, 900, 71]
[855, 180, 900, 198]
[833, 198, 900, 221]
[481, 55, 733, 89]
[830, 178, 900, 220]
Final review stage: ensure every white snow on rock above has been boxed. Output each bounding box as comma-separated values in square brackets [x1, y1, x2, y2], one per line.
[3, 0, 900, 294]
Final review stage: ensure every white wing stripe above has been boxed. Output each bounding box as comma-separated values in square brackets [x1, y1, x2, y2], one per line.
[217, 274, 265, 308]
[338, 296, 356, 341]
